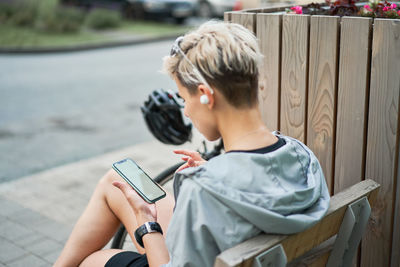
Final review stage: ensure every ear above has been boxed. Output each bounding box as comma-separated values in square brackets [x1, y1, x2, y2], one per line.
[198, 84, 214, 108]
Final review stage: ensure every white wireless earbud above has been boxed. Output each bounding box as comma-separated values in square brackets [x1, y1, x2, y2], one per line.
[200, 94, 209, 104]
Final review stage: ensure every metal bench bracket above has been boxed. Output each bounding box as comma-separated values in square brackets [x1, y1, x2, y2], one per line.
[253, 244, 287, 267]
[326, 196, 371, 267]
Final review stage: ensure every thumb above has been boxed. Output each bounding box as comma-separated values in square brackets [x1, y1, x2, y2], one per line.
[187, 158, 196, 166]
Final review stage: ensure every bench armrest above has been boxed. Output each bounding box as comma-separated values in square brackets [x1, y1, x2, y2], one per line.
[215, 179, 380, 267]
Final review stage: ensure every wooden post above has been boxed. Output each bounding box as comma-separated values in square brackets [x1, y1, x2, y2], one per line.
[256, 14, 282, 131]
[224, 12, 232, 22]
[306, 15, 340, 193]
[362, 18, 400, 267]
[334, 16, 373, 266]
[231, 12, 257, 34]
[389, 19, 400, 267]
[280, 14, 310, 143]
[334, 17, 372, 194]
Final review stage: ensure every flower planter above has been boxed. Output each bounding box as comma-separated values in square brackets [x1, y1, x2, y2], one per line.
[225, 5, 399, 267]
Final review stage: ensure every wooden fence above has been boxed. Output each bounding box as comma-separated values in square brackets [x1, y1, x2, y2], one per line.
[225, 9, 400, 267]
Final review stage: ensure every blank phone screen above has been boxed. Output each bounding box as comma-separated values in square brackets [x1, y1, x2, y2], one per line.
[113, 159, 165, 201]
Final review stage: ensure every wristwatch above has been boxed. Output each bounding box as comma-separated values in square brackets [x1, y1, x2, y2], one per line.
[134, 221, 163, 248]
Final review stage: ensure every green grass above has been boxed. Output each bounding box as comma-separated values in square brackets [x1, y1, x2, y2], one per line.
[0, 20, 192, 49]
[0, 0, 193, 49]
[0, 24, 111, 48]
[119, 21, 192, 36]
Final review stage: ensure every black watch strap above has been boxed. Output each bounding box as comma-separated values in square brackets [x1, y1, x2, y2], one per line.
[134, 222, 163, 248]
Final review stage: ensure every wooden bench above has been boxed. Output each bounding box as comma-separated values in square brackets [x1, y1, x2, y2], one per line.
[214, 179, 380, 267]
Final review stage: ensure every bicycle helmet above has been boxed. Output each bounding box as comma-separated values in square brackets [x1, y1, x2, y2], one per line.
[141, 89, 192, 145]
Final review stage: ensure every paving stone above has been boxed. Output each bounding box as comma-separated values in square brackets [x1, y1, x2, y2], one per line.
[0, 197, 27, 217]
[28, 238, 63, 257]
[0, 220, 35, 241]
[13, 232, 47, 248]
[37, 201, 84, 227]
[8, 209, 49, 227]
[9, 193, 49, 212]
[41, 249, 61, 265]
[0, 241, 28, 263]
[0, 215, 7, 225]
[46, 227, 72, 244]
[6, 254, 51, 267]
[29, 220, 72, 243]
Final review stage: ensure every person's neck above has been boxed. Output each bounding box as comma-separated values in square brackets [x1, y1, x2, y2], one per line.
[216, 107, 277, 151]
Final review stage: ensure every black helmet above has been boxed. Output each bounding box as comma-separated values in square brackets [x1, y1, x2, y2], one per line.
[141, 89, 192, 145]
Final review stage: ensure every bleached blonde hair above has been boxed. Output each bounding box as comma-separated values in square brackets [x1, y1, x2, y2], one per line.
[163, 21, 262, 108]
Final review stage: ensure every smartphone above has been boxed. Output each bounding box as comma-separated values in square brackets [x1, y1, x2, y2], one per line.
[112, 158, 166, 203]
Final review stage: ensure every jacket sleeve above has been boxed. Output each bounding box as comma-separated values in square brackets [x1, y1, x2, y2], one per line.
[162, 178, 223, 267]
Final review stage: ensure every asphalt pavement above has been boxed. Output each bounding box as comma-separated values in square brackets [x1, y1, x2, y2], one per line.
[0, 41, 178, 183]
[0, 17, 210, 184]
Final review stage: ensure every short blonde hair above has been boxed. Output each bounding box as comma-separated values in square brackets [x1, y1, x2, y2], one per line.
[163, 21, 262, 108]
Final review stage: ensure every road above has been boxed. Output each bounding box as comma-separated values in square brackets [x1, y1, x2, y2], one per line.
[0, 41, 177, 183]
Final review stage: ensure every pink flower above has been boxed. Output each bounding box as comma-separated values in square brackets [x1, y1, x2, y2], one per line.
[398, 10, 400, 15]
[290, 6, 303, 14]
[383, 3, 396, 12]
[364, 4, 372, 11]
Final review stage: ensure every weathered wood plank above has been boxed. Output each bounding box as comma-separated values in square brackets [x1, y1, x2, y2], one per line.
[280, 14, 310, 143]
[231, 12, 256, 34]
[256, 14, 281, 131]
[393, 147, 400, 267]
[362, 18, 400, 267]
[307, 15, 339, 194]
[246, 4, 298, 14]
[334, 16, 372, 267]
[334, 17, 372, 194]
[287, 237, 334, 266]
[214, 179, 380, 267]
[224, 12, 232, 22]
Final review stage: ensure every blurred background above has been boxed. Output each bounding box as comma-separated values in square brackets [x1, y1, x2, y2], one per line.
[0, 0, 296, 184]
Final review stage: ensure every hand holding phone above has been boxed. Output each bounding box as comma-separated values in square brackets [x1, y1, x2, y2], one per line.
[112, 158, 166, 203]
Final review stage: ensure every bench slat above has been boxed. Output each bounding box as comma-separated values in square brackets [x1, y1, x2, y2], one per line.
[214, 179, 380, 267]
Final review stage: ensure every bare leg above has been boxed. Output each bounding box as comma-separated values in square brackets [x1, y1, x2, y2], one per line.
[54, 169, 175, 267]
[79, 249, 125, 267]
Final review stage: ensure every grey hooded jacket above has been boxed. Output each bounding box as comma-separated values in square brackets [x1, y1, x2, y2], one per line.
[162, 134, 330, 267]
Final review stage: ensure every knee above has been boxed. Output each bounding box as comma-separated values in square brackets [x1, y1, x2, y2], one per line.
[98, 169, 123, 190]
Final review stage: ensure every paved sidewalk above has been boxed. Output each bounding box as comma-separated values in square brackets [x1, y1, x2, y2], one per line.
[0, 137, 202, 266]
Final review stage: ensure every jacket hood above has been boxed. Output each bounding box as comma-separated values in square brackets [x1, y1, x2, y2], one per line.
[174, 134, 330, 234]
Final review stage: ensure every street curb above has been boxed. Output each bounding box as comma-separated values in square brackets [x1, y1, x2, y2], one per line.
[0, 33, 180, 54]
